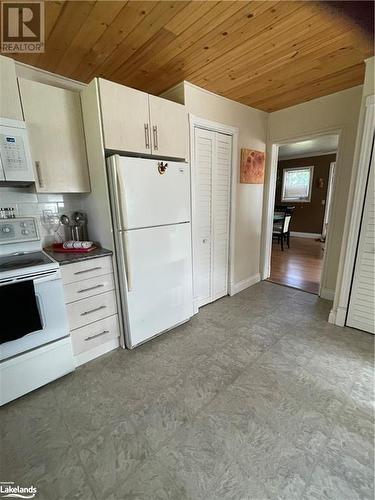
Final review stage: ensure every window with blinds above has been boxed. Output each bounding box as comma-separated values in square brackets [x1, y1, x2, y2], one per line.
[281, 166, 314, 202]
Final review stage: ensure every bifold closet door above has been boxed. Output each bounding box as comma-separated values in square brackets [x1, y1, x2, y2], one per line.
[347, 147, 375, 334]
[212, 132, 232, 301]
[194, 128, 214, 307]
[193, 127, 232, 308]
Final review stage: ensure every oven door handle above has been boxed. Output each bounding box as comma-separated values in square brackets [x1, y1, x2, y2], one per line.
[0, 270, 60, 286]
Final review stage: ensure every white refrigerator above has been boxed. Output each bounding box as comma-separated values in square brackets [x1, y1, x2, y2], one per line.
[107, 155, 193, 348]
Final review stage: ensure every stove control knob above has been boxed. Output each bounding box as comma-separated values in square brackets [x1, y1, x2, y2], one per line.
[21, 229, 29, 235]
[2, 227, 10, 233]
[20, 222, 27, 228]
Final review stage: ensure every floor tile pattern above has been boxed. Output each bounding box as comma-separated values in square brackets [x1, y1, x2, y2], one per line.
[2, 282, 374, 499]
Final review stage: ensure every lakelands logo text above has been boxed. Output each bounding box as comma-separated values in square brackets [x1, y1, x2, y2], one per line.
[1, 1, 44, 53]
[0, 481, 37, 499]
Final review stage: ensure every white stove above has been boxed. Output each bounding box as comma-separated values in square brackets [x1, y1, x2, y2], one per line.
[0, 250, 58, 279]
[0, 217, 75, 405]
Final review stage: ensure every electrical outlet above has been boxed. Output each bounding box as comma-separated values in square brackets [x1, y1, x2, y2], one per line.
[42, 210, 59, 225]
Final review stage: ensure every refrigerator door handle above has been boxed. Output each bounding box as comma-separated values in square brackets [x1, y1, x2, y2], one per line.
[113, 159, 129, 230]
[121, 230, 133, 292]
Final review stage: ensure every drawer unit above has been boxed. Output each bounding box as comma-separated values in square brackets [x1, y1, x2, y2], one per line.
[61, 256, 113, 285]
[64, 273, 115, 304]
[61, 254, 120, 365]
[66, 290, 117, 331]
[70, 314, 119, 356]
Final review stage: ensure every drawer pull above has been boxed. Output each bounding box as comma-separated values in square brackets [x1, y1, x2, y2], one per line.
[80, 305, 107, 316]
[84, 330, 109, 341]
[77, 284, 104, 294]
[74, 266, 102, 275]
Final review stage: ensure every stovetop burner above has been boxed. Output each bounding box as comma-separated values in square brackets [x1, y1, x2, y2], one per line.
[0, 251, 54, 273]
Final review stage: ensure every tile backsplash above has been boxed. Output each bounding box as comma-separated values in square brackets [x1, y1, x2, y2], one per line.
[0, 186, 88, 247]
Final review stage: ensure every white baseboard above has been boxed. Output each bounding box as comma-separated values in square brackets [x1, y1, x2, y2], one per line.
[328, 308, 336, 324]
[193, 299, 199, 315]
[229, 273, 261, 296]
[290, 231, 322, 238]
[75, 338, 119, 367]
[334, 306, 347, 327]
[329, 305, 348, 326]
[320, 287, 335, 301]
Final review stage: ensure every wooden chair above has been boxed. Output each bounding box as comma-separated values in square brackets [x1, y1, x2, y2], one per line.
[273, 210, 292, 251]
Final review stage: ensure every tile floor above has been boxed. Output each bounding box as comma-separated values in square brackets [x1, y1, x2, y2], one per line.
[2, 282, 374, 500]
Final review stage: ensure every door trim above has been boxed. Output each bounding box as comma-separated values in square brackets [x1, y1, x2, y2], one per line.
[189, 114, 239, 313]
[332, 94, 375, 326]
[261, 128, 342, 300]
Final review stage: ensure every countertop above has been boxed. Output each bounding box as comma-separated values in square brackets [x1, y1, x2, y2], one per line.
[44, 246, 113, 266]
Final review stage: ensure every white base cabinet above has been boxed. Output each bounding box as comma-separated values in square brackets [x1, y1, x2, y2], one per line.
[61, 256, 120, 366]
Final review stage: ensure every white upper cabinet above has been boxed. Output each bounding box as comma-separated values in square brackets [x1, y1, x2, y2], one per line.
[148, 94, 187, 159]
[98, 78, 150, 155]
[19, 79, 90, 193]
[97, 78, 187, 159]
[0, 56, 23, 121]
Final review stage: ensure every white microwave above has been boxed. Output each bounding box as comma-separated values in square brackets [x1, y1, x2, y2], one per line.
[0, 117, 35, 183]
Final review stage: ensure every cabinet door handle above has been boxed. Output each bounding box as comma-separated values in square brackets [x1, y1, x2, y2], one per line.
[77, 284, 104, 294]
[35, 161, 44, 188]
[152, 125, 158, 150]
[74, 266, 102, 275]
[144, 123, 150, 149]
[80, 305, 106, 316]
[84, 330, 109, 341]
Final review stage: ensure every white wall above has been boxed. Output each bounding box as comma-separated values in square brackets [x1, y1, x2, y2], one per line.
[164, 82, 268, 288]
[266, 85, 363, 297]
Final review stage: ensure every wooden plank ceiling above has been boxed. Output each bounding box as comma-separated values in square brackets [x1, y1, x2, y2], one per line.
[9, 1, 374, 112]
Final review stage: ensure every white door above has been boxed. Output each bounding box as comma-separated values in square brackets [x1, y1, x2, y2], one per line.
[99, 78, 150, 154]
[193, 127, 232, 308]
[347, 148, 375, 334]
[114, 156, 190, 229]
[148, 94, 187, 159]
[212, 132, 232, 300]
[124, 223, 193, 348]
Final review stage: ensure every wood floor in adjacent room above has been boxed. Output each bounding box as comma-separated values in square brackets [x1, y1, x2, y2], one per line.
[269, 236, 324, 294]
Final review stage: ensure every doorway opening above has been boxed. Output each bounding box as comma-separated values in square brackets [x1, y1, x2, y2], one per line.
[267, 134, 339, 295]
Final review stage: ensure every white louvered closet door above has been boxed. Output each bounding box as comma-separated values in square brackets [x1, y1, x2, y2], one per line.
[347, 145, 375, 334]
[193, 127, 232, 308]
[212, 133, 232, 301]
